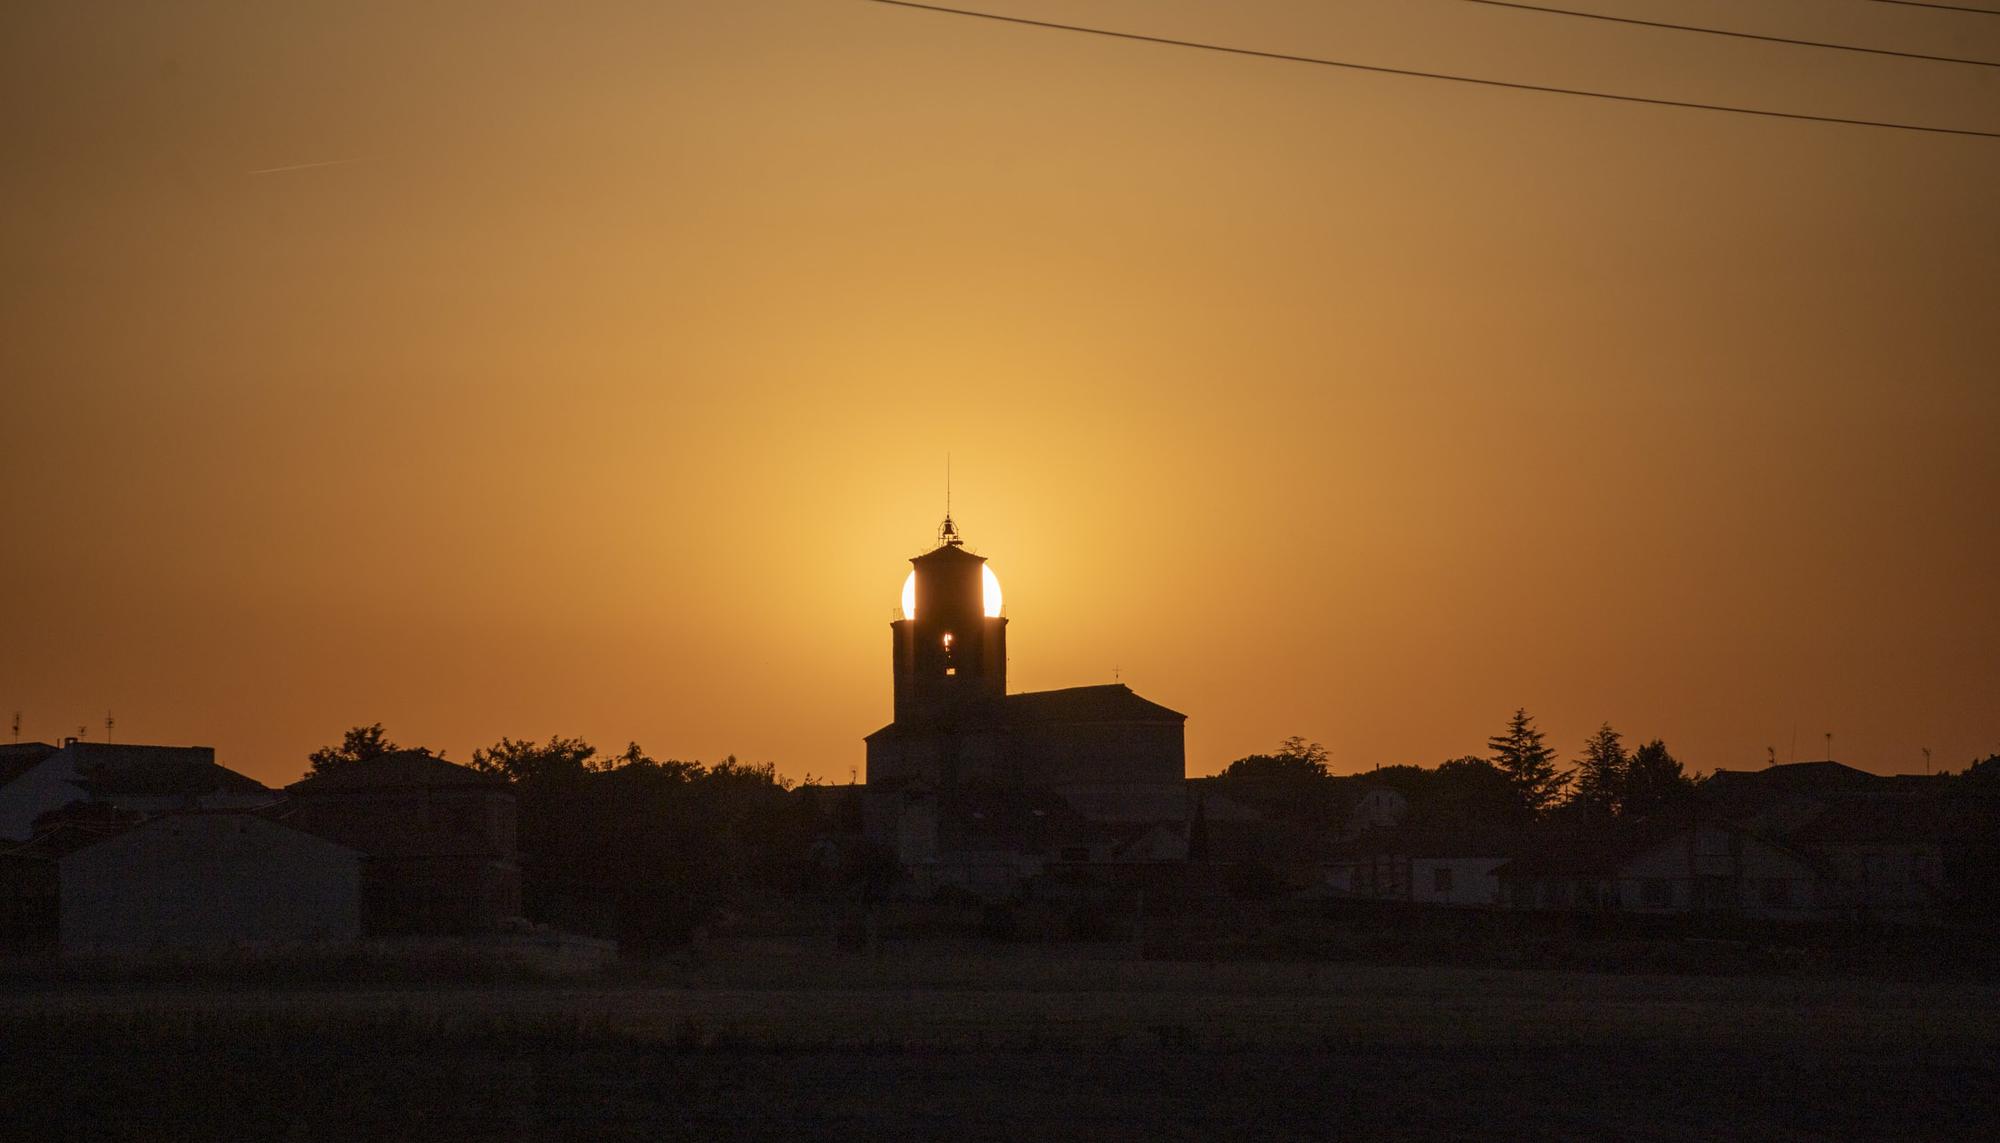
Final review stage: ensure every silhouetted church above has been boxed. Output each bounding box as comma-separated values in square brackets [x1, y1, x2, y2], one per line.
[863, 516, 1189, 886]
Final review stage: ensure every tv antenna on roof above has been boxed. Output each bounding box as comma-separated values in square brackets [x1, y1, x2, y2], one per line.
[105, 710, 114, 742]
[1923, 746, 1932, 775]
[9, 711, 18, 743]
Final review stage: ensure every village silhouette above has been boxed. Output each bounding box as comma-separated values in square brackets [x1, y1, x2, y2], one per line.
[6, 513, 1996, 956]
[4, 513, 1999, 1136]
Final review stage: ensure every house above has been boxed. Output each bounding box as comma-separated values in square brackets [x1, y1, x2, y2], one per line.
[1346, 787, 1409, 837]
[1326, 825, 1511, 907]
[0, 852, 57, 946]
[1494, 820, 1828, 920]
[1784, 794, 1970, 922]
[59, 812, 362, 951]
[0, 801, 144, 946]
[285, 751, 520, 934]
[1699, 760, 1990, 924]
[1699, 760, 1907, 838]
[0, 739, 276, 841]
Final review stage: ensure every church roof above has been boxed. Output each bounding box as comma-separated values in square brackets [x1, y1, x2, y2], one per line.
[1004, 684, 1185, 724]
[862, 683, 1186, 741]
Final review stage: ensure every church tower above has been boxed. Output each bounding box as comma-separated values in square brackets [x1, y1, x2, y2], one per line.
[890, 514, 1007, 722]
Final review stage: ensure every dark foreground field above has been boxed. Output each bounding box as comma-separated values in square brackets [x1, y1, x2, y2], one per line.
[4, 955, 1997, 1140]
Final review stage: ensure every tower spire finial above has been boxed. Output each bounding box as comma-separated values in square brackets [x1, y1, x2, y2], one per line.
[938, 454, 962, 546]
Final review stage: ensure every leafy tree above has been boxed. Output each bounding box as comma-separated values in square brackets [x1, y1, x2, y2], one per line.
[1213, 737, 1341, 829]
[1487, 708, 1569, 815]
[470, 735, 607, 783]
[1220, 736, 1330, 781]
[1961, 754, 2000, 785]
[470, 732, 811, 948]
[307, 723, 429, 775]
[602, 740, 699, 778]
[1568, 723, 1628, 819]
[1621, 739, 1693, 819]
[1428, 755, 1531, 836]
[1432, 755, 1518, 805]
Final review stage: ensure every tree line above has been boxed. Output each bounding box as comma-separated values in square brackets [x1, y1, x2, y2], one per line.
[306, 724, 816, 948]
[1214, 709, 1697, 834]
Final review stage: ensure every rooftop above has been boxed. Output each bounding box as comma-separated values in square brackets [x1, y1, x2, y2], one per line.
[1004, 684, 1186, 724]
[287, 750, 507, 793]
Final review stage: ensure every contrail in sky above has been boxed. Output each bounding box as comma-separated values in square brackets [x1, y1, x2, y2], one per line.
[246, 156, 376, 176]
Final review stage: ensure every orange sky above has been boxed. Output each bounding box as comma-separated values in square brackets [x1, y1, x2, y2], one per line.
[3, 1, 1996, 788]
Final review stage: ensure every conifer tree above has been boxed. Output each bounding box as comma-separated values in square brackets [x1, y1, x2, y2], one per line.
[1487, 708, 1569, 815]
[1569, 722, 1627, 818]
[1621, 739, 1692, 819]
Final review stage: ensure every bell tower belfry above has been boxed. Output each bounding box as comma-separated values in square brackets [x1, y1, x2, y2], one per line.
[890, 514, 1007, 722]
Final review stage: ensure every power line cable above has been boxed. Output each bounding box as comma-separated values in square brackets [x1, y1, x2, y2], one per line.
[1452, 0, 2000, 68]
[1868, 1, 2000, 15]
[862, 0, 2000, 140]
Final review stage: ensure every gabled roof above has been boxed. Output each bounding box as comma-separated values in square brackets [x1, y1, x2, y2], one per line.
[1703, 761, 1888, 797]
[60, 810, 362, 862]
[0, 743, 59, 789]
[6, 801, 145, 860]
[286, 750, 506, 793]
[69, 743, 270, 799]
[864, 684, 1186, 740]
[1788, 792, 2000, 847]
[1004, 684, 1186, 724]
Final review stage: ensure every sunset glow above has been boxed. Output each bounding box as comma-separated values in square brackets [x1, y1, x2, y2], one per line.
[983, 565, 1003, 618]
[1, 1, 1993, 787]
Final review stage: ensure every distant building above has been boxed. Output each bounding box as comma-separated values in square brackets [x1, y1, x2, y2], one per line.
[285, 751, 520, 934]
[1700, 760, 1917, 838]
[0, 802, 143, 947]
[861, 516, 1190, 888]
[0, 740, 276, 842]
[59, 813, 361, 951]
[1345, 787, 1409, 838]
[1695, 760, 1996, 923]
[1784, 795, 1947, 920]
[1327, 828, 1510, 908]
[1493, 820, 1827, 920]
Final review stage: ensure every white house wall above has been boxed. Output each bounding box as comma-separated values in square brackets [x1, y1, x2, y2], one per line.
[1409, 857, 1504, 907]
[60, 814, 362, 950]
[1614, 827, 1822, 919]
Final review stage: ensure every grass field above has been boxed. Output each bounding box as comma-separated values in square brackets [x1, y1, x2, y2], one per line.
[4, 952, 1997, 1139]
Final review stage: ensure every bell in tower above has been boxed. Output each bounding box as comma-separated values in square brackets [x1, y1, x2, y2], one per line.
[890, 518, 1007, 722]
